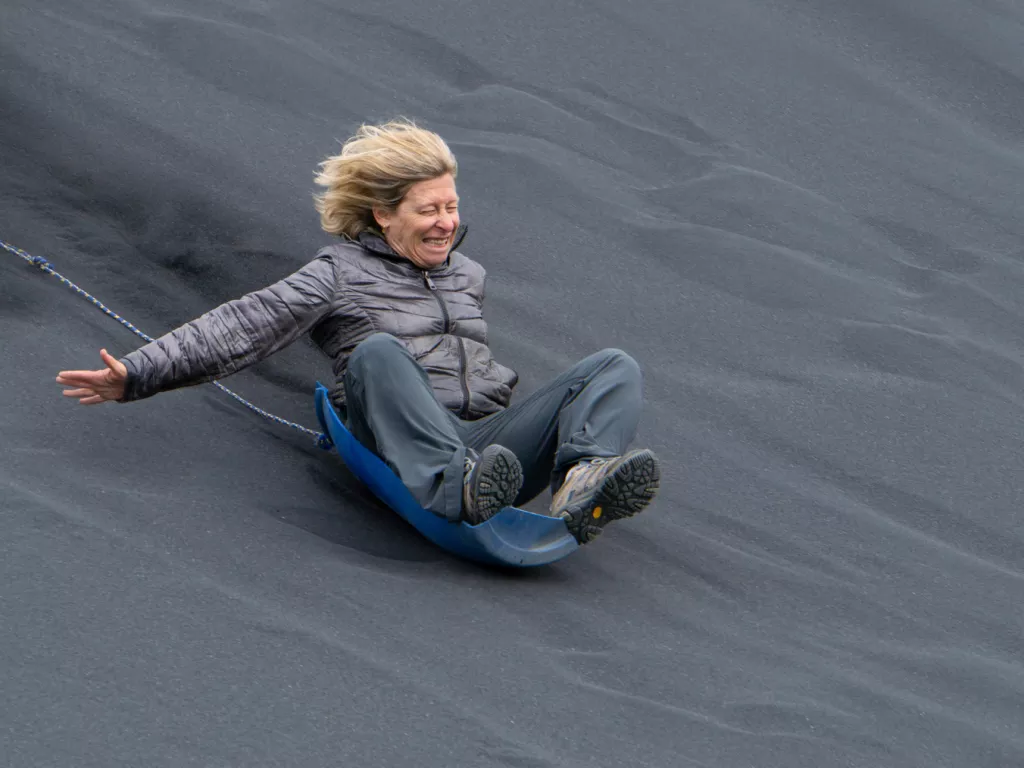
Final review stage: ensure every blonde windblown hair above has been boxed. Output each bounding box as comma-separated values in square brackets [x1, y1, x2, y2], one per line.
[313, 119, 458, 239]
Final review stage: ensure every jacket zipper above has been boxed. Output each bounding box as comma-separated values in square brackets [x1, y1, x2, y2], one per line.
[424, 271, 471, 418]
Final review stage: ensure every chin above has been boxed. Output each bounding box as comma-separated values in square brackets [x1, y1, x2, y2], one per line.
[418, 253, 449, 268]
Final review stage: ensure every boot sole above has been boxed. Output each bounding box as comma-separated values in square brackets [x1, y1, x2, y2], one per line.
[562, 449, 661, 544]
[469, 445, 524, 523]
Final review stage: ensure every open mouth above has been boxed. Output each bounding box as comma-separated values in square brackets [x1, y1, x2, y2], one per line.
[423, 236, 450, 249]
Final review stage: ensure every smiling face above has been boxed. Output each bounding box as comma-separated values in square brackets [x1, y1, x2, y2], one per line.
[374, 174, 460, 269]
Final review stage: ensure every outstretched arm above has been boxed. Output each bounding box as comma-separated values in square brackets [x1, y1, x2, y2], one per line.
[57, 251, 340, 405]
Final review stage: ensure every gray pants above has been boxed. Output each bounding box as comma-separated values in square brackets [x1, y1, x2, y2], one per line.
[343, 333, 644, 522]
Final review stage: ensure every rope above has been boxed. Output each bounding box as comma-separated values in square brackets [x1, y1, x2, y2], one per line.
[2, 238, 333, 450]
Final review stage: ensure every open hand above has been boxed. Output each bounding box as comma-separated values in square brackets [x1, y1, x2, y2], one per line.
[57, 349, 128, 405]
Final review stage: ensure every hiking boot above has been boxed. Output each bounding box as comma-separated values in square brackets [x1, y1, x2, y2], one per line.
[551, 449, 661, 544]
[462, 445, 524, 525]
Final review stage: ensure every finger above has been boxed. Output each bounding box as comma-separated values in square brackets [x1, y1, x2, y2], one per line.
[78, 394, 106, 405]
[100, 349, 127, 378]
[62, 388, 97, 398]
[57, 375, 101, 389]
[57, 369, 100, 379]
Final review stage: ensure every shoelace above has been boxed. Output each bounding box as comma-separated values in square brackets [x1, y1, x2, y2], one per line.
[568, 456, 608, 481]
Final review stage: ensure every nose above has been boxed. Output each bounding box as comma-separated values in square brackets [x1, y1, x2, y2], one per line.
[437, 210, 456, 232]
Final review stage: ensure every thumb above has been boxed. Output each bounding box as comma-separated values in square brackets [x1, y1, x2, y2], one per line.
[99, 349, 127, 379]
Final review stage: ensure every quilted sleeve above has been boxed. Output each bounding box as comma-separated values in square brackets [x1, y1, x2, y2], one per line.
[118, 251, 340, 402]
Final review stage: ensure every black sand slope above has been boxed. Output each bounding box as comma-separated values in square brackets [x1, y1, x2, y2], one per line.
[3, 2, 1023, 765]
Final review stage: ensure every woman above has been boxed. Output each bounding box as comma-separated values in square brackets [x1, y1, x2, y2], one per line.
[56, 120, 661, 545]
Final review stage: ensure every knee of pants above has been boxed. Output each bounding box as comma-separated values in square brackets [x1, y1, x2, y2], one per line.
[348, 332, 406, 375]
[596, 348, 642, 384]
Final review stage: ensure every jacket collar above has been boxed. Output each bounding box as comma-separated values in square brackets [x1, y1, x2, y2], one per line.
[355, 224, 469, 271]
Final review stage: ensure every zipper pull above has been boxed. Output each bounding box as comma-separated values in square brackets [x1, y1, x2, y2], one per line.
[423, 271, 436, 290]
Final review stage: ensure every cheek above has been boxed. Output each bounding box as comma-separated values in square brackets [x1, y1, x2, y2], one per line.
[398, 221, 422, 242]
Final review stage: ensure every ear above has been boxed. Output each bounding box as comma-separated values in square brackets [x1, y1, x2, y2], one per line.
[372, 206, 391, 231]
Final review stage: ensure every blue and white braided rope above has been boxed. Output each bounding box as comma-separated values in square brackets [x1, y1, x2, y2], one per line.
[3, 238, 332, 449]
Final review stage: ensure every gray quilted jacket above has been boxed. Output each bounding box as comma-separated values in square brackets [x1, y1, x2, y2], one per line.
[119, 226, 519, 419]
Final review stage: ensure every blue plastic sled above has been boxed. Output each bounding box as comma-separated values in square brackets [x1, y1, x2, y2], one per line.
[313, 384, 579, 567]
